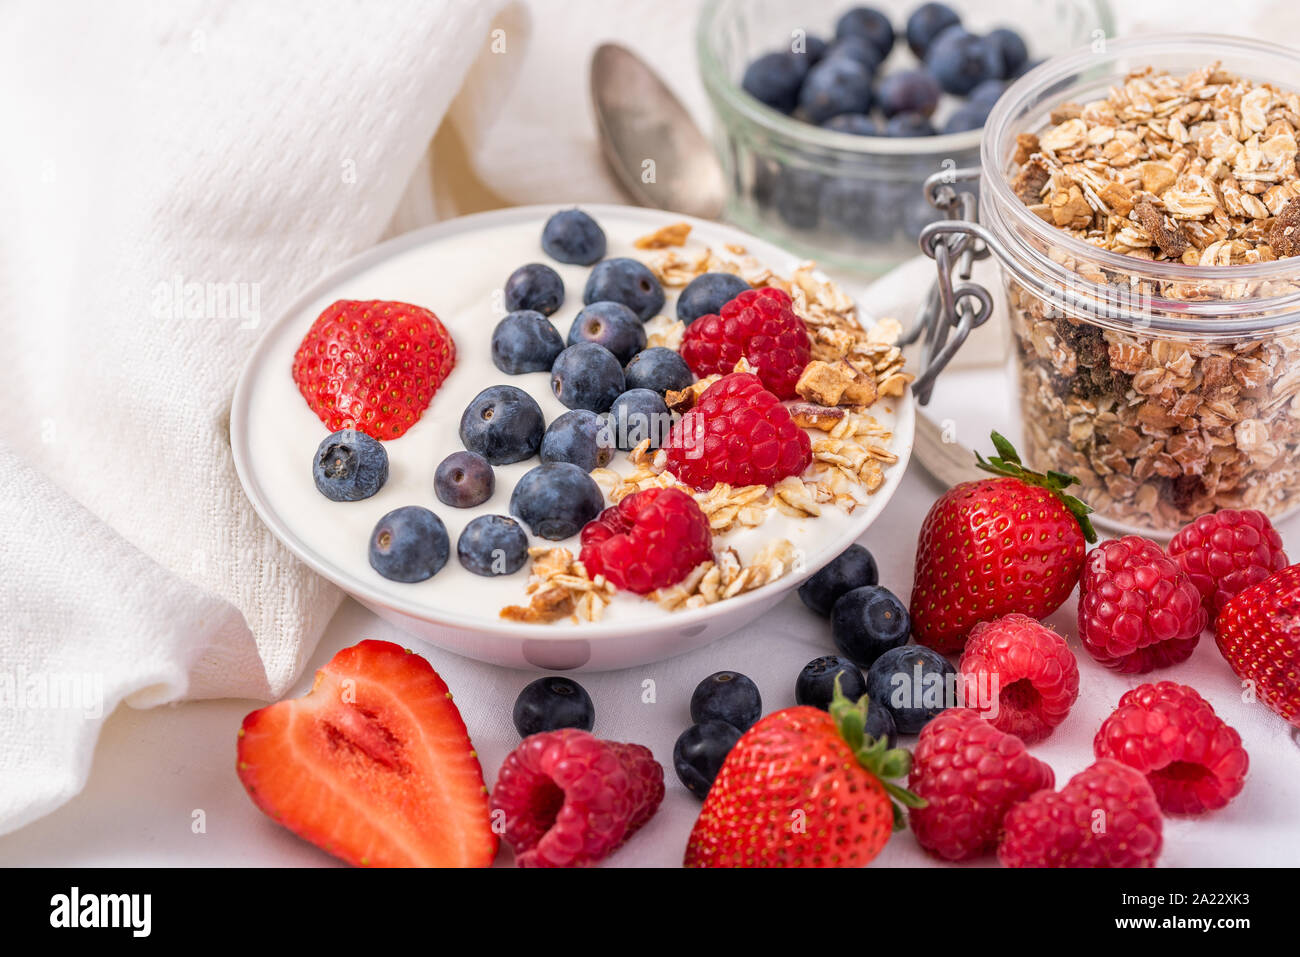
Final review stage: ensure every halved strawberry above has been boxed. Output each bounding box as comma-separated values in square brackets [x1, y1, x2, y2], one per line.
[236, 640, 496, 867]
[292, 299, 456, 440]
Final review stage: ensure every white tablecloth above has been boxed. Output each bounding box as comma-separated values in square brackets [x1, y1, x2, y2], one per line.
[3, 0, 1298, 867]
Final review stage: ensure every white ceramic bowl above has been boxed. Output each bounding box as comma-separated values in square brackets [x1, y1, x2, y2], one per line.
[230, 204, 914, 671]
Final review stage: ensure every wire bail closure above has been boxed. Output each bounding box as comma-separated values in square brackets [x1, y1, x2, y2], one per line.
[902, 167, 997, 405]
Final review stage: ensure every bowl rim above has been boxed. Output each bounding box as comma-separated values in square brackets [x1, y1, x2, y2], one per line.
[694, 0, 1114, 159]
[229, 203, 916, 643]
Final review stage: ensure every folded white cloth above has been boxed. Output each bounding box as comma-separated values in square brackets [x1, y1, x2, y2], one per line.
[0, 0, 503, 834]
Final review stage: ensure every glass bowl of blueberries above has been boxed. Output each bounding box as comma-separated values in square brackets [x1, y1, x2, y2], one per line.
[696, 0, 1114, 276]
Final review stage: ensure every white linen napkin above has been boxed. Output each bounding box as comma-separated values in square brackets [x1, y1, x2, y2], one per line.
[0, 0, 503, 834]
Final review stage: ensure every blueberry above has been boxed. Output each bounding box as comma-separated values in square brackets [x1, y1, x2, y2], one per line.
[490, 310, 564, 375]
[943, 102, 991, 134]
[773, 166, 825, 229]
[793, 658, 897, 745]
[834, 6, 894, 58]
[798, 544, 879, 617]
[566, 301, 647, 363]
[969, 78, 1007, 109]
[606, 388, 671, 450]
[752, 156, 781, 205]
[624, 347, 694, 395]
[504, 263, 565, 316]
[583, 257, 665, 321]
[509, 462, 604, 539]
[741, 51, 807, 113]
[677, 272, 750, 324]
[797, 56, 873, 125]
[795, 655, 867, 711]
[905, 2, 961, 59]
[820, 177, 900, 242]
[311, 429, 388, 502]
[823, 36, 884, 75]
[459, 385, 545, 465]
[541, 209, 606, 265]
[831, 585, 911, 667]
[551, 342, 626, 413]
[433, 450, 494, 509]
[877, 69, 941, 118]
[822, 112, 880, 136]
[885, 111, 937, 137]
[865, 645, 957, 734]
[457, 514, 528, 577]
[512, 676, 595, 737]
[690, 671, 762, 731]
[865, 699, 898, 748]
[986, 27, 1028, 79]
[540, 409, 615, 471]
[1010, 57, 1042, 80]
[792, 33, 829, 66]
[673, 721, 742, 798]
[368, 506, 449, 583]
[926, 29, 1003, 95]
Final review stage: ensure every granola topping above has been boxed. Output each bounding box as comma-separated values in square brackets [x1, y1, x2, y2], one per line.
[504, 245, 909, 620]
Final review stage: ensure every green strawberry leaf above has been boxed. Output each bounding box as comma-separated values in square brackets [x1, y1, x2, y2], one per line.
[975, 431, 1098, 543]
[827, 679, 927, 833]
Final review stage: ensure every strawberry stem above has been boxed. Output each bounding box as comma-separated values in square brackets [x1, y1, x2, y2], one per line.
[974, 431, 1098, 543]
[828, 677, 926, 832]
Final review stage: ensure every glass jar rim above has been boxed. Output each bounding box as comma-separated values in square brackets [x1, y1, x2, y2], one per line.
[981, 32, 1300, 331]
[694, 0, 985, 158]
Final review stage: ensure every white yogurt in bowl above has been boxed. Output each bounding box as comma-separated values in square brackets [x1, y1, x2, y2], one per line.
[231, 205, 914, 670]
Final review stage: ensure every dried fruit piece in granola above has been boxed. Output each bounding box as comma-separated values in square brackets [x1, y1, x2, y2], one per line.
[1269, 197, 1300, 257]
[1011, 155, 1051, 205]
[1133, 200, 1189, 259]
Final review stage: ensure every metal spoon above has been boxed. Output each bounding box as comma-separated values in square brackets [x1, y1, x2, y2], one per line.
[588, 43, 975, 488]
[589, 43, 725, 220]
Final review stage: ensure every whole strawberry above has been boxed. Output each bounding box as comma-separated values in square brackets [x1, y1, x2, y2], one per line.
[1216, 563, 1300, 727]
[293, 299, 456, 440]
[679, 286, 811, 399]
[998, 759, 1163, 868]
[580, 487, 713, 593]
[662, 372, 811, 491]
[684, 681, 923, 868]
[1077, 536, 1205, 673]
[1168, 509, 1288, 616]
[1094, 681, 1248, 814]
[908, 709, 1054, 862]
[910, 432, 1095, 654]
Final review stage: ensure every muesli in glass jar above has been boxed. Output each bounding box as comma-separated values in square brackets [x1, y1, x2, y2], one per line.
[973, 36, 1300, 533]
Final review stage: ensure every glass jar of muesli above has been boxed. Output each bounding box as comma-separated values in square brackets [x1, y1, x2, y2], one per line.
[968, 34, 1300, 534]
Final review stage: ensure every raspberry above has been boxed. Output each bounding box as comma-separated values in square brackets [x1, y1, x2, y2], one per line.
[1168, 509, 1288, 616]
[908, 709, 1054, 861]
[1094, 682, 1248, 815]
[958, 613, 1079, 743]
[998, 759, 1163, 868]
[489, 729, 664, 868]
[1216, 563, 1300, 728]
[1077, 536, 1206, 674]
[679, 287, 811, 399]
[292, 299, 456, 440]
[662, 373, 811, 491]
[579, 487, 713, 593]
